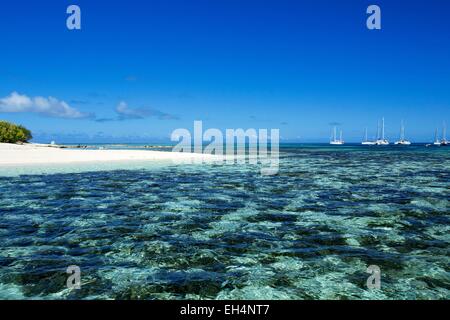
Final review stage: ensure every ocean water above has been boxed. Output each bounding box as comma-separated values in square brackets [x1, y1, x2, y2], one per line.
[0, 144, 449, 300]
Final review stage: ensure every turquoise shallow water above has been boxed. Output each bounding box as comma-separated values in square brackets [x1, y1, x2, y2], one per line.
[0, 144, 449, 299]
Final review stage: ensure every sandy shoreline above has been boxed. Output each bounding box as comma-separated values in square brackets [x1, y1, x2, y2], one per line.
[0, 143, 215, 166]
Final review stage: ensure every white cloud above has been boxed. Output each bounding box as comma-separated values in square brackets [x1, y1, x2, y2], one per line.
[115, 101, 156, 119]
[0, 91, 32, 111]
[0, 91, 93, 119]
[116, 101, 179, 120]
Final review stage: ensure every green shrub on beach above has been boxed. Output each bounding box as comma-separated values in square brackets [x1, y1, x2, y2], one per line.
[0, 120, 32, 143]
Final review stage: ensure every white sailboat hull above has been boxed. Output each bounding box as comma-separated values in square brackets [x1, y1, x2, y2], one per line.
[329, 126, 344, 145]
[375, 139, 390, 145]
[395, 140, 411, 145]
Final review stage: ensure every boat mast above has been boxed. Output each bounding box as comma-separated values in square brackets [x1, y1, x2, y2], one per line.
[382, 117, 385, 140]
[364, 127, 368, 142]
[333, 126, 337, 142]
[377, 121, 380, 140]
[443, 122, 447, 141]
[400, 120, 405, 141]
[340, 130, 342, 142]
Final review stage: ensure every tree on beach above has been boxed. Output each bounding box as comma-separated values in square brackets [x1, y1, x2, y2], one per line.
[0, 120, 33, 143]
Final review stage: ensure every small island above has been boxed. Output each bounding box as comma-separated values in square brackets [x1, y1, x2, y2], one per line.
[0, 120, 215, 166]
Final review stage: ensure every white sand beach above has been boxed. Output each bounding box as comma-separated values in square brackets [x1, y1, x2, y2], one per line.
[0, 143, 215, 166]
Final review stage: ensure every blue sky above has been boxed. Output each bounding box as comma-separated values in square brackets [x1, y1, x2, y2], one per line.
[0, 0, 449, 142]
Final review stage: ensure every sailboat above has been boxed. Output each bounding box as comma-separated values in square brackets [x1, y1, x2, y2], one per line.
[362, 127, 375, 145]
[330, 126, 344, 145]
[441, 122, 449, 146]
[433, 128, 441, 146]
[374, 118, 389, 145]
[395, 120, 411, 145]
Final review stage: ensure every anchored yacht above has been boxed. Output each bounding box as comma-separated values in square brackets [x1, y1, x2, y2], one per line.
[441, 122, 449, 146]
[330, 126, 344, 145]
[361, 127, 375, 145]
[395, 120, 411, 145]
[374, 118, 389, 145]
[433, 128, 441, 146]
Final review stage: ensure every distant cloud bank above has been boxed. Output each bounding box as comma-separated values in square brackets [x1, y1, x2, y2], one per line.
[0, 92, 178, 122]
[0, 91, 93, 119]
[96, 101, 179, 122]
